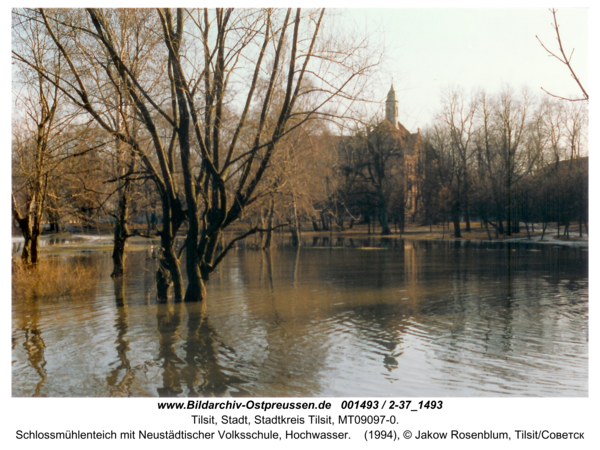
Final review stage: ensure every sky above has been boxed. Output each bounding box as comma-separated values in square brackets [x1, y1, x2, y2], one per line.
[342, 7, 589, 131]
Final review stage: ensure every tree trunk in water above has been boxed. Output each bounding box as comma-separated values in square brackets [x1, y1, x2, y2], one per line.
[13, 207, 42, 268]
[452, 201, 461, 238]
[464, 198, 471, 232]
[290, 226, 300, 246]
[380, 222, 391, 236]
[22, 233, 41, 268]
[169, 245, 185, 300]
[111, 234, 127, 278]
[185, 266, 207, 302]
[111, 187, 131, 278]
[156, 255, 172, 303]
[184, 237, 204, 302]
[452, 215, 461, 238]
[263, 197, 275, 250]
[155, 235, 185, 302]
[290, 195, 301, 246]
[154, 189, 185, 301]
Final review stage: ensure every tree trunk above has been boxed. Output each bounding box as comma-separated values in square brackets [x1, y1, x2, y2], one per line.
[155, 193, 185, 301]
[540, 222, 548, 241]
[464, 194, 471, 232]
[289, 194, 301, 246]
[156, 255, 172, 303]
[377, 186, 391, 236]
[22, 232, 41, 268]
[111, 231, 127, 278]
[111, 182, 131, 278]
[452, 200, 461, 238]
[12, 194, 44, 268]
[380, 219, 391, 236]
[483, 218, 492, 241]
[320, 211, 329, 231]
[263, 197, 275, 250]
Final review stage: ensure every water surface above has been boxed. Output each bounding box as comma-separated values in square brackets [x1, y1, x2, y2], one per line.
[12, 238, 588, 397]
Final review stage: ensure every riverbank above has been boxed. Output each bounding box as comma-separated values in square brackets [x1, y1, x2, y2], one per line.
[12, 221, 588, 253]
[297, 222, 589, 248]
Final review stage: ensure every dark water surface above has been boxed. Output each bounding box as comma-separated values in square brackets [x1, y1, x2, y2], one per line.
[12, 238, 588, 397]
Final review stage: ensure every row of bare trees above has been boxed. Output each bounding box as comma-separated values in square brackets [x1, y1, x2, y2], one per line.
[12, 8, 380, 302]
[420, 87, 588, 239]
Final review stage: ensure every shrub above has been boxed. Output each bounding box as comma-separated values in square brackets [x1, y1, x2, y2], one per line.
[12, 258, 99, 300]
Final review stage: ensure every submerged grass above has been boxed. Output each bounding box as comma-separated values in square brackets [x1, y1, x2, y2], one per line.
[12, 258, 99, 301]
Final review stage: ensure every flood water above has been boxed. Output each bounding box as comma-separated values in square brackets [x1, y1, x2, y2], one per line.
[12, 238, 588, 397]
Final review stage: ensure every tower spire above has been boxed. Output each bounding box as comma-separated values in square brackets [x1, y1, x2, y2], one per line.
[386, 83, 397, 127]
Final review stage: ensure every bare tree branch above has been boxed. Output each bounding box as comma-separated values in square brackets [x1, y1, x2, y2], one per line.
[536, 8, 588, 102]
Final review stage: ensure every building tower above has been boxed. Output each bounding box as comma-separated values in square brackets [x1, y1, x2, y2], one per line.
[386, 84, 398, 127]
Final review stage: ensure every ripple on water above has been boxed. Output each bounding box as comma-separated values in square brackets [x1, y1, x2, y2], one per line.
[12, 243, 588, 397]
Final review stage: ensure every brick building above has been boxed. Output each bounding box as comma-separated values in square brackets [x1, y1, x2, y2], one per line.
[384, 84, 423, 219]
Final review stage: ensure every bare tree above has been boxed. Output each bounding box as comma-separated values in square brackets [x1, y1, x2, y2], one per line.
[13, 8, 380, 301]
[439, 88, 477, 237]
[339, 121, 404, 235]
[12, 10, 82, 267]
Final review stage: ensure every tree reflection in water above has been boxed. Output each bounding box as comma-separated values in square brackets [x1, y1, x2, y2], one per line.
[156, 300, 184, 396]
[11, 240, 588, 397]
[154, 298, 249, 397]
[106, 277, 134, 397]
[18, 298, 47, 397]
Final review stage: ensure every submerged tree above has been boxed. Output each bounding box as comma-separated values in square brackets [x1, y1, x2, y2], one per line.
[12, 11, 81, 267]
[13, 8, 379, 301]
